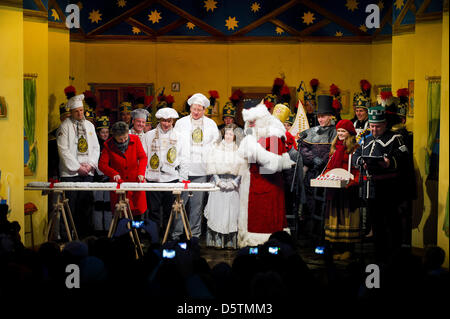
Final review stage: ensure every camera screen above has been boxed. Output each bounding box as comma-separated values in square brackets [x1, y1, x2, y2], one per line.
[162, 249, 176, 259]
[249, 247, 258, 254]
[131, 221, 144, 228]
[315, 246, 325, 255]
[178, 242, 187, 250]
[268, 247, 279, 255]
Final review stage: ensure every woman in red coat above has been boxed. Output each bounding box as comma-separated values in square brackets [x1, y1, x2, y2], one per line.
[98, 121, 148, 217]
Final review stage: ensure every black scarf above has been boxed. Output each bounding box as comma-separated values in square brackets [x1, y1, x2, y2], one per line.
[114, 137, 130, 154]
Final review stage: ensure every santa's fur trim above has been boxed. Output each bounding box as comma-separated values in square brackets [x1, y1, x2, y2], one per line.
[242, 104, 270, 122]
[238, 136, 294, 173]
[244, 114, 286, 140]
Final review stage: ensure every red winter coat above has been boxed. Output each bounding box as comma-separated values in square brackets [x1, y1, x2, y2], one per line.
[248, 136, 288, 233]
[98, 135, 148, 215]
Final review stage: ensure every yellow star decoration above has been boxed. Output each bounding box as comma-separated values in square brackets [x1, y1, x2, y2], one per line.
[378, 1, 384, 10]
[335, 31, 343, 37]
[186, 22, 195, 30]
[251, 2, 261, 13]
[345, 0, 359, 12]
[148, 10, 162, 24]
[302, 11, 315, 25]
[77, 2, 83, 10]
[359, 24, 368, 32]
[395, 0, 404, 10]
[51, 8, 60, 21]
[275, 27, 284, 35]
[225, 16, 239, 30]
[117, 0, 126, 8]
[132, 27, 141, 34]
[88, 10, 102, 24]
[204, 0, 217, 12]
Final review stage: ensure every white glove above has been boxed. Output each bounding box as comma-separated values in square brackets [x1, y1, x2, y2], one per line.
[226, 181, 236, 191]
[230, 180, 238, 189]
[217, 180, 227, 190]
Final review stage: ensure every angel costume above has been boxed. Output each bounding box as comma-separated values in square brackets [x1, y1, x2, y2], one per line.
[204, 139, 246, 249]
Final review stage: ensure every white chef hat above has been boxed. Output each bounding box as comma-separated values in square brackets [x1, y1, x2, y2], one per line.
[67, 94, 84, 109]
[187, 93, 210, 108]
[155, 107, 179, 119]
[131, 108, 149, 120]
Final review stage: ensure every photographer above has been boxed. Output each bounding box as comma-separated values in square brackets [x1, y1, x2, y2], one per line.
[352, 105, 409, 262]
[0, 203, 23, 255]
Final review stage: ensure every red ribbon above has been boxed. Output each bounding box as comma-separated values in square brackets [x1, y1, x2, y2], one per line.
[182, 180, 191, 189]
[49, 178, 59, 189]
[116, 179, 124, 189]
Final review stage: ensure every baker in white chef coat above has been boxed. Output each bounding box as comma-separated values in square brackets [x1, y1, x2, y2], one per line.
[141, 107, 188, 238]
[56, 93, 100, 239]
[172, 93, 220, 240]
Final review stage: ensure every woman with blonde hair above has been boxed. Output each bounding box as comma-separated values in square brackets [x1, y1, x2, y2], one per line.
[323, 119, 361, 261]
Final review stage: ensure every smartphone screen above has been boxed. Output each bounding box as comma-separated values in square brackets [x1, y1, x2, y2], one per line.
[268, 247, 279, 255]
[178, 242, 187, 250]
[249, 247, 258, 254]
[315, 246, 325, 255]
[162, 249, 176, 259]
[131, 221, 144, 228]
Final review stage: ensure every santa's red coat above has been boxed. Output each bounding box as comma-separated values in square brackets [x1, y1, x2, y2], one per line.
[247, 136, 288, 233]
[98, 135, 148, 215]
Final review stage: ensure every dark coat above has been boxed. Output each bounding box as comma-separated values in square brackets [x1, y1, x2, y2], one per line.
[352, 129, 409, 201]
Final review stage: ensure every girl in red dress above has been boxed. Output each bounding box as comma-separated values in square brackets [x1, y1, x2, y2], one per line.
[323, 119, 361, 260]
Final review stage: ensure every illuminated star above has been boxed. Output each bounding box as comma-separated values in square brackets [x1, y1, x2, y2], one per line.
[251, 2, 261, 13]
[378, 1, 384, 10]
[335, 31, 343, 37]
[359, 24, 368, 32]
[77, 2, 83, 10]
[186, 22, 195, 30]
[132, 27, 140, 34]
[395, 0, 404, 10]
[148, 10, 162, 24]
[225, 16, 239, 30]
[51, 8, 60, 21]
[117, 0, 126, 8]
[204, 0, 217, 12]
[302, 11, 315, 25]
[88, 10, 102, 24]
[345, 0, 359, 12]
[275, 27, 284, 35]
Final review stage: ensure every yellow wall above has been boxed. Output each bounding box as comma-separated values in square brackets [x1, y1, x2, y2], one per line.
[23, 17, 49, 247]
[0, 5, 25, 238]
[48, 28, 70, 132]
[371, 41, 393, 95]
[438, 11, 449, 268]
[72, 41, 375, 123]
[69, 41, 87, 95]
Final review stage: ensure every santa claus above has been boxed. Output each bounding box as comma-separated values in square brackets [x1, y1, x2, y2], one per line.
[237, 102, 295, 247]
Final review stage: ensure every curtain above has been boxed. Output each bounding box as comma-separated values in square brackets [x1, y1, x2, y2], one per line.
[24, 78, 37, 173]
[425, 80, 441, 176]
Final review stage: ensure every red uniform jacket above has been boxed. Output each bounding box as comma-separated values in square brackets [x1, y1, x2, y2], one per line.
[98, 135, 148, 215]
[248, 136, 288, 233]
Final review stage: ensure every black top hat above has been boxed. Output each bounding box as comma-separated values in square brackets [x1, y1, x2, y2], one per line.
[316, 95, 335, 115]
